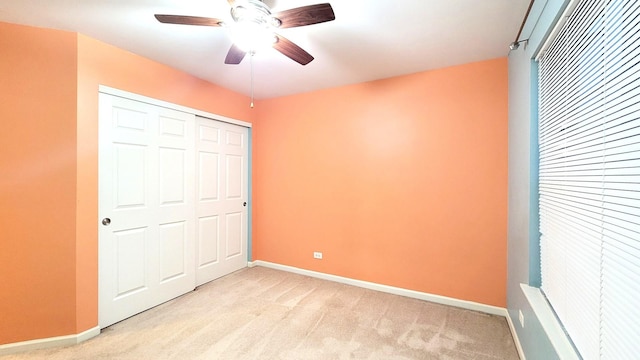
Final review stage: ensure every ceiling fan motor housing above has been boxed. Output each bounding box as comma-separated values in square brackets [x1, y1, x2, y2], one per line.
[231, 0, 281, 28]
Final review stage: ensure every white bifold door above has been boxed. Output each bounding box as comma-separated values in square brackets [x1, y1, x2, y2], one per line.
[98, 93, 248, 328]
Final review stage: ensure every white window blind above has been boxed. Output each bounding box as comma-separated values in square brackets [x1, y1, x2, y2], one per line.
[538, 0, 640, 359]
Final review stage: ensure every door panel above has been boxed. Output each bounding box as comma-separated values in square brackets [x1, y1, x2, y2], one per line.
[198, 152, 220, 201]
[114, 227, 148, 297]
[159, 221, 187, 282]
[226, 155, 243, 199]
[225, 212, 243, 258]
[99, 94, 195, 328]
[114, 144, 146, 208]
[198, 215, 220, 266]
[195, 117, 248, 285]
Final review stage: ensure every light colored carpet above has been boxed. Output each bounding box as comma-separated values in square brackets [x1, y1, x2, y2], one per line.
[2, 266, 519, 359]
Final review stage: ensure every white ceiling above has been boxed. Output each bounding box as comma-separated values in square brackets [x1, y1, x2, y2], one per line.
[0, 0, 530, 99]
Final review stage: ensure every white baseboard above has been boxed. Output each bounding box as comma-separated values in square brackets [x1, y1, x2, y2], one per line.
[249, 260, 508, 317]
[506, 310, 526, 360]
[0, 326, 100, 356]
[249, 261, 527, 355]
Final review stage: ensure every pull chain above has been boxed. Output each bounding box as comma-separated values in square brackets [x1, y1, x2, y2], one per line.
[250, 51, 254, 108]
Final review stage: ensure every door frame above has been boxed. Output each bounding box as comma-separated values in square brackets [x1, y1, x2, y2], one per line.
[99, 86, 252, 129]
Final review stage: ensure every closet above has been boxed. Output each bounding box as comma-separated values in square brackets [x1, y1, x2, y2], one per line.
[98, 90, 248, 327]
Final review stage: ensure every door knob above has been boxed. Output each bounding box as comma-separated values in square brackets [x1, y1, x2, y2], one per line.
[243, 202, 247, 207]
[102, 218, 111, 226]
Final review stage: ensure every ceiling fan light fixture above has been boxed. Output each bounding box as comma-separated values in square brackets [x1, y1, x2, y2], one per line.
[230, 21, 277, 52]
[228, 0, 279, 53]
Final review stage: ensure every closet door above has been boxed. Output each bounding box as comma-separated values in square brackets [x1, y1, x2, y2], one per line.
[98, 93, 196, 328]
[195, 117, 249, 285]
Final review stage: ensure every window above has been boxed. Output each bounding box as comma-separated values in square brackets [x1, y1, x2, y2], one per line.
[538, 0, 640, 358]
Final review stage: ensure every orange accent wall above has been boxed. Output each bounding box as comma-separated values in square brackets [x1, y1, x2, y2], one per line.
[0, 21, 252, 345]
[253, 58, 508, 307]
[0, 23, 79, 344]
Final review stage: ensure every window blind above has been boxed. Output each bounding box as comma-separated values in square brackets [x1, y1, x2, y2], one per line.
[538, 0, 640, 359]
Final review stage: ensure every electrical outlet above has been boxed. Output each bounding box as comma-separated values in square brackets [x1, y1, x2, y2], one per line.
[518, 310, 525, 328]
[313, 251, 323, 259]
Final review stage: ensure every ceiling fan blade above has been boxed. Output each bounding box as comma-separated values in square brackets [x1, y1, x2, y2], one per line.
[154, 14, 224, 26]
[273, 3, 335, 29]
[225, 44, 247, 65]
[273, 34, 314, 65]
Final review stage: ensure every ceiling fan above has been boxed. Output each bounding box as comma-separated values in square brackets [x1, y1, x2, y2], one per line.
[155, 0, 335, 66]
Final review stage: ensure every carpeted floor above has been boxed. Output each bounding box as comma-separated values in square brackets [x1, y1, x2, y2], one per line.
[2, 266, 519, 359]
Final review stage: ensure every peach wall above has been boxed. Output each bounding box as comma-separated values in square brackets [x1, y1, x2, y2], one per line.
[253, 58, 508, 307]
[1, 21, 252, 345]
[0, 23, 79, 344]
